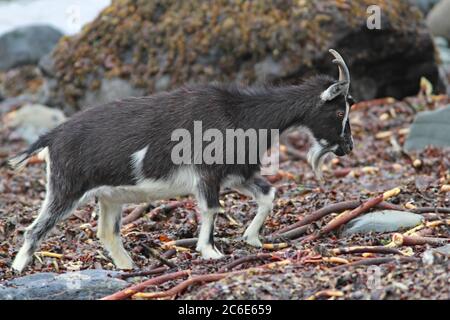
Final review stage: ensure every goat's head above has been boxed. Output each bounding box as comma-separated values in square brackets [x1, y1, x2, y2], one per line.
[304, 49, 355, 179]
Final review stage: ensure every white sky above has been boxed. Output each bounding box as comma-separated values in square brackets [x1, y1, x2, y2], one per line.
[0, 0, 111, 35]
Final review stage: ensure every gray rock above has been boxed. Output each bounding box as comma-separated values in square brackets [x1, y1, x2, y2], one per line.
[434, 244, 450, 256]
[4, 104, 66, 144]
[0, 270, 128, 300]
[404, 105, 450, 151]
[0, 25, 63, 71]
[427, 0, 450, 41]
[342, 210, 424, 236]
[79, 78, 145, 108]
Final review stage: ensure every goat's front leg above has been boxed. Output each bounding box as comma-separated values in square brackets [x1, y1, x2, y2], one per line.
[195, 183, 224, 260]
[235, 177, 275, 247]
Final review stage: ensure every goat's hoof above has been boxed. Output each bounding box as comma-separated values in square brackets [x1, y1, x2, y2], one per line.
[243, 235, 263, 248]
[200, 246, 224, 260]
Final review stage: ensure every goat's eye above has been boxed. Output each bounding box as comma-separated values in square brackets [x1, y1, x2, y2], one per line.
[337, 110, 345, 118]
[347, 95, 355, 106]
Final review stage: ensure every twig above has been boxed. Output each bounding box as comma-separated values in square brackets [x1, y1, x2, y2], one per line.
[270, 225, 310, 241]
[331, 256, 419, 270]
[413, 207, 450, 214]
[161, 238, 198, 249]
[133, 273, 229, 299]
[302, 188, 401, 243]
[101, 270, 191, 300]
[273, 199, 404, 235]
[142, 244, 177, 269]
[219, 253, 274, 272]
[306, 290, 344, 300]
[122, 203, 153, 225]
[330, 246, 404, 256]
[392, 233, 450, 246]
[302, 194, 385, 242]
[123, 200, 191, 230]
[118, 266, 169, 280]
[133, 260, 291, 299]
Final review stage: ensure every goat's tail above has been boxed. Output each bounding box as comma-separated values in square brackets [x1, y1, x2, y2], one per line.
[8, 134, 51, 171]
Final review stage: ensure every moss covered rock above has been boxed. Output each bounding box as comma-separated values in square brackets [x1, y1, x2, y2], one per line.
[49, 0, 444, 113]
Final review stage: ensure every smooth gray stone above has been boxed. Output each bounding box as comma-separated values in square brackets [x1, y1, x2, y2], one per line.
[434, 244, 450, 256]
[0, 270, 128, 300]
[404, 105, 450, 151]
[0, 25, 62, 71]
[342, 210, 424, 236]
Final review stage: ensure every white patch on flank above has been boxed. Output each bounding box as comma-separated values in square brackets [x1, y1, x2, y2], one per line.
[84, 165, 200, 204]
[319, 139, 328, 146]
[131, 145, 148, 182]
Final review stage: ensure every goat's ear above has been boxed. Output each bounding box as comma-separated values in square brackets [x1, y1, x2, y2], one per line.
[320, 81, 349, 101]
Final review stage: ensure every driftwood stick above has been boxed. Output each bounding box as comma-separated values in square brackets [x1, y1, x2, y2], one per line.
[133, 260, 291, 300]
[132, 273, 228, 299]
[219, 253, 274, 272]
[122, 203, 153, 225]
[118, 266, 169, 280]
[142, 244, 177, 269]
[392, 233, 450, 246]
[101, 270, 191, 300]
[330, 246, 404, 256]
[302, 194, 385, 243]
[332, 256, 419, 270]
[161, 238, 198, 249]
[413, 207, 450, 214]
[123, 200, 192, 230]
[302, 188, 401, 243]
[273, 199, 404, 236]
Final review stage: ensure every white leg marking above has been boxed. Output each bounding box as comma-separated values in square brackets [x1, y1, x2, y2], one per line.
[97, 200, 133, 269]
[195, 197, 224, 259]
[243, 188, 275, 247]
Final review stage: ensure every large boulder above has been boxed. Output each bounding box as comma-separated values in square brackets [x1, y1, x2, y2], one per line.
[49, 0, 445, 113]
[0, 270, 128, 300]
[427, 0, 450, 41]
[0, 25, 63, 71]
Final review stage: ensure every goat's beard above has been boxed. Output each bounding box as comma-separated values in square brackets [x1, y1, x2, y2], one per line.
[307, 142, 332, 181]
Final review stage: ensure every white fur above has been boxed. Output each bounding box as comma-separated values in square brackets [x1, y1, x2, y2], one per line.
[131, 145, 148, 182]
[243, 187, 275, 247]
[84, 165, 200, 204]
[97, 200, 133, 269]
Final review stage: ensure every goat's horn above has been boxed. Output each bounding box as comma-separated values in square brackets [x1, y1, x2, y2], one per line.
[329, 49, 350, 83]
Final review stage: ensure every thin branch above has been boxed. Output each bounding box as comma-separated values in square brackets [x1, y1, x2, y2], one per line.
[302, 194, 385, 243]
[219, 253, 274, 272]
[101, 270, 191, 300]
[118, 266, 169, 280]
[133, 273, 228, 299]
[122, 203, 154, 225]
[330, 246, 404, 256]
[331, 256, 419, 270]
[392, 233, 450, 246]
[142, 244, 177, 269]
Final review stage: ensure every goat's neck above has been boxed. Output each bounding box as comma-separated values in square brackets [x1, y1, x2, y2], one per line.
[233, 85, 316, 133]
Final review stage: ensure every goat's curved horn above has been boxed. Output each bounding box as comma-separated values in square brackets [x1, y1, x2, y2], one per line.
[329, 49, 350, 83]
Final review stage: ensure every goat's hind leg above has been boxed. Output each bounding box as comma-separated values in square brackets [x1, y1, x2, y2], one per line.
[234, 177, 275, 247]
[12, 192, 78, 272]
[97, 199, 133, 269]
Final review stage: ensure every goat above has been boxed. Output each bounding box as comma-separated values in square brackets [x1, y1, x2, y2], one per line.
[9, 49, 354, 272]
